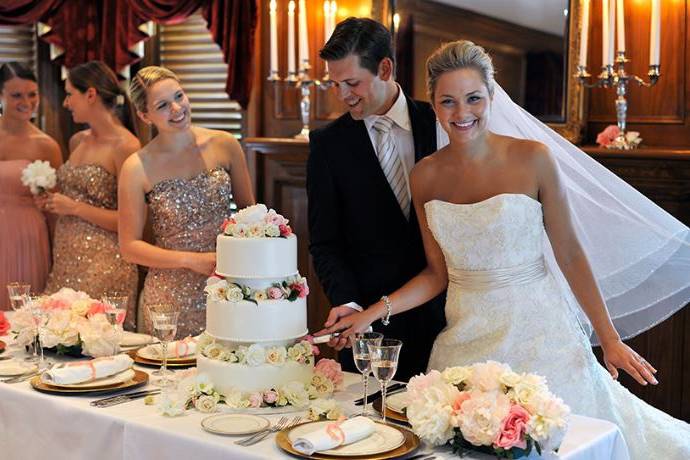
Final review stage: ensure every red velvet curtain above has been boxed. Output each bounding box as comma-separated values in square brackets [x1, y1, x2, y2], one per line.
[0, 0, 258, 109]
[0, 0, 63, 25]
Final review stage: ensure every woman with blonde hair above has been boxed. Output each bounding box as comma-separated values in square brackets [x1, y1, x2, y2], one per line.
[119, 66, 254, 336]
[0, 62, 61, 308]
[320, 40, 690, 457]
[38, 60, 140, 329]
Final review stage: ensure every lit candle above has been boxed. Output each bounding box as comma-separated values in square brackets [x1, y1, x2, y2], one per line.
[579, 0, 590, 68]
[324, 0, 330, 44]
[602, 0, 609, 66]
[298, 0, 309, 73]
[269, 0, 278, 75]
[330, 1, 337, 40]
[616, 0, 625, 53]
[608, 0, 616, 65]
[288, 0, 296, 75]
[649, 0, 660, 66]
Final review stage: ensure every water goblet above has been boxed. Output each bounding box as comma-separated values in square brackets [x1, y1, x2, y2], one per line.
[27, 295, 48, 368]
[7, 282, 30, 311]
[101, 295, 128, 327]
[147, 304, 181, 388]
[352, 331, 383, 417]
[368, 338, 403, 423]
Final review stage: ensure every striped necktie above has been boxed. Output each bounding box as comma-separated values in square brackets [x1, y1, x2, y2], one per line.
[373, 116, 410, 219]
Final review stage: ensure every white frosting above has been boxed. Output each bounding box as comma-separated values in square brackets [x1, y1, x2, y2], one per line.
[206, 297, 308, 342]
[196, 354, 313, 393]
[216, 234, 297, 278]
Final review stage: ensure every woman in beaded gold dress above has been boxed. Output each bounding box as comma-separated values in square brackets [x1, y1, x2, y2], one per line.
[118, 66, 254, 337]
[37, 61, 140, 330]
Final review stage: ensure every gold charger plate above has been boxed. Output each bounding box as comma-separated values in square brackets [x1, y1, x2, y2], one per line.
[127, 349, 196, 368]
[30, 369, 148, 396]
[42, 369, 136, 390]
[276, 421, 419, 460]
[373, 398, 409, 425]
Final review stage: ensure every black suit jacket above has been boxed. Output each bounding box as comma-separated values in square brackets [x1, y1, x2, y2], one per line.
[307, 94, 446, 380]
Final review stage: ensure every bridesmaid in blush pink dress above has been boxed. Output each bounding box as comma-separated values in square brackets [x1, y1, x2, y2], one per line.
[0, 62, 62, 310]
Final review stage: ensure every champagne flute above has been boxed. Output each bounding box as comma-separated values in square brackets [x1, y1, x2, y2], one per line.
[352, 331, 383, 417]
[147, 304, 180, 388]
[27, 295, 47, 367]
[368, 338, 403, 423]
[7, 282, 30, 311]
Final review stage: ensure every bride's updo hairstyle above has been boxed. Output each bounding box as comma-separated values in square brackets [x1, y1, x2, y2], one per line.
[128, 66, 180, 113]
[426, 40, 495, 100]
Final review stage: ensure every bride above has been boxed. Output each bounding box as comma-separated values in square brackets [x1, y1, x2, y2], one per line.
[318, 40, 690, 457]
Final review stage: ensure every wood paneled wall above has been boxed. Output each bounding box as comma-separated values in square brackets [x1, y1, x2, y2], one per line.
[584, 1, 689, 147]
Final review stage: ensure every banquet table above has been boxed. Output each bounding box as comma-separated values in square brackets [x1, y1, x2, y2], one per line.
[0, 345, 630, 460]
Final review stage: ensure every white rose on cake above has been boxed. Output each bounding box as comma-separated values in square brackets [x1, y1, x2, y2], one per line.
[246, 344, 266, 366]
[234, 203, 268, 224]
[281, 381, 309, 407]
[204, 279, 230, 302]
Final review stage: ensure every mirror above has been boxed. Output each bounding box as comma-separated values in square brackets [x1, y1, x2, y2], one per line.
[390, 0, 585, 143]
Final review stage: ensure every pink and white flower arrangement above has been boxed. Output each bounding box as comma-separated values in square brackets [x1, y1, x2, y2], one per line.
[596, 125, 642, 150]
[221, 204, 293, 238]
[10, 288, 123, 358]
[0, 311, 10, 336]
[205, 275, 308, 304]
[20, 160, 56, 194]
[406, 361, 570, 458]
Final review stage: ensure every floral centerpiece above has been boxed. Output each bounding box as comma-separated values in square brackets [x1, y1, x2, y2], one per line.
[596, 125, 642, 150]
[221, 203, 292, 238]
[10, 288, 123, 358]
[21, 159, 57, 194]
[406, 361, 570, 459]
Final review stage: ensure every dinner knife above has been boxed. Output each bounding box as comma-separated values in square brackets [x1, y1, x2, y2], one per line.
[90, 389, 160, 407]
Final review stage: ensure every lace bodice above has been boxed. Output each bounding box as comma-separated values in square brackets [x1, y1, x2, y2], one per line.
[425, 194, 544, 271]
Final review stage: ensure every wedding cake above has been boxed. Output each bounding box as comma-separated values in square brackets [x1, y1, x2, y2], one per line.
[197, 204, 317, 402]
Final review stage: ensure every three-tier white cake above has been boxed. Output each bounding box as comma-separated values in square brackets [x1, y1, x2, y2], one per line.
[197, 204, 315, 400]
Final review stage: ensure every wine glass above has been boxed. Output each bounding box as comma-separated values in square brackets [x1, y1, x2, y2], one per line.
[101, 295, 128, 327]
[6, 282, 30, 311]
[147, 304, 180, 388]
[352, 331, 383, 417]
[27, 295, 47, 368]
[368, 338, 403, 423]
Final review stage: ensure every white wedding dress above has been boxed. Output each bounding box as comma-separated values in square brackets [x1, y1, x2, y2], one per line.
[425, 194, 690, 460]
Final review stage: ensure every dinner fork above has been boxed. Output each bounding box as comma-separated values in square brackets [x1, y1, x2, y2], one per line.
[235, 416, 288, 446]
[240, 416, 303, 446]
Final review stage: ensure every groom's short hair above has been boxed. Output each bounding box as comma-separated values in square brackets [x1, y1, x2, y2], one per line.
[319, 17, 395, 76]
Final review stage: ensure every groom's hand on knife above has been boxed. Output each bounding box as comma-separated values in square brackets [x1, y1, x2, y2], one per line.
[315, 306, 378, 350]
[315, 305, 355, 350]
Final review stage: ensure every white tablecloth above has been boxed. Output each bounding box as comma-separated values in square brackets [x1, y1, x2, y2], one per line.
[0, 345, 629, 460]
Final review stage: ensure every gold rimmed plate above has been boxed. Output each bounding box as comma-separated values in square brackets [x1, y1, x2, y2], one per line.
[136, 345, 196, 363]
[372, 398, 409, 425]
[201, 413, 270, 436]
[30, 369, 148, 396]
[276, 420, 419, 459]
[127, 349, 195, 368]
[42, 368, 136, 390]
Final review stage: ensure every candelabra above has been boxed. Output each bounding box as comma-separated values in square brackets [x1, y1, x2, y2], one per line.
[576, 53, 660, 149]
[269, 63, 333, 140]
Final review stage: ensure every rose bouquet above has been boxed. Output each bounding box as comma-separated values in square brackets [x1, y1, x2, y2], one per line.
[21, 159, 57, 194]
[9, 288, 123, 358]
[406, 361, 570, 459]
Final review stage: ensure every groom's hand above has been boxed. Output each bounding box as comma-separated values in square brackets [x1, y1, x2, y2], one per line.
[315, 305, 357, 350]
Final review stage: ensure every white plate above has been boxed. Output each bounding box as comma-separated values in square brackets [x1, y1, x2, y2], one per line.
[201, 414, 270, 435]
[137, 344, 194, 361]
[0, 361, 36, 377]
[41, 368, 135, 389]
[288, 421, 405, 456]
[385, 391, 410, 413]
[120, 332, 155, 347]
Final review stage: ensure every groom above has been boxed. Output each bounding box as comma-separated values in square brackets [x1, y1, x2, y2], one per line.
[307, 17, 446, 381]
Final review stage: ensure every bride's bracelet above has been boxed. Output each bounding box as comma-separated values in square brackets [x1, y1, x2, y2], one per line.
[380, 295, 392, 326]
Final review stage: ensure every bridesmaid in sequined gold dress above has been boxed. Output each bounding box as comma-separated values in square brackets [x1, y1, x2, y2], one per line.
[0, 62, 62, 310]
[119, 66, 254, 337]
[37, 61, 140, 330]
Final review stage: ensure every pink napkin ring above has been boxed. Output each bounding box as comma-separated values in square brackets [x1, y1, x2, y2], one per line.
[325, 420, 346, 446]
[65, 357, 109, 380]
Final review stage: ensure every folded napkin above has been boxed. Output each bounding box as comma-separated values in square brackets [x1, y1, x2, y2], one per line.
[292, 416, 376, 455]
[148, 336, 197, 358]
[43, 354, 134, 385]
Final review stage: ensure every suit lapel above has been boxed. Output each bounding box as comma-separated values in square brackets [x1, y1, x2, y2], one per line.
[407, 96, 437, 163]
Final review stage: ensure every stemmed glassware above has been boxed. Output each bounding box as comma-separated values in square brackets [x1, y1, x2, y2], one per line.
[147, 304, 180, 388]
[351, 331, 383, 417]
[27, 295, 48, 368]
[368, 339, 403, 423]
[6, 282, 30, 311]
[101, 295, 128, 327]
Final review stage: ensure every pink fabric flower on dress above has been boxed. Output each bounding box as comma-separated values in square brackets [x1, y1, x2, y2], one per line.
[494, 404, 531, 450]
[596, 125, 620, 147]
[315, 359, 343, 387]
[0, 311, 10, 335]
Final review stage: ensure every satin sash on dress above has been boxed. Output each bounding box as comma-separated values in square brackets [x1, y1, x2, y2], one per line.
[447, 257, 546, 290]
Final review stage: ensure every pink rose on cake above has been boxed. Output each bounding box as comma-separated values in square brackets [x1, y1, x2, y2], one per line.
[267, 286, 284, 299]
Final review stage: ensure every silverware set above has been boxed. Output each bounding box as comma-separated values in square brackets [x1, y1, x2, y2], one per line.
[91, 389, 161, 408]
[235, 415, 302, 447]
[1, 363, 55, 384]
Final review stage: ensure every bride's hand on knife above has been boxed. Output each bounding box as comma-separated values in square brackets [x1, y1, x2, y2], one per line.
[601, 338, 658, 386]
[315, 306, 376, 350]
